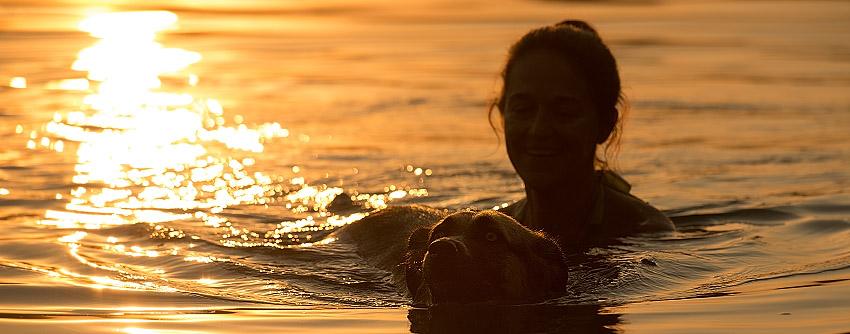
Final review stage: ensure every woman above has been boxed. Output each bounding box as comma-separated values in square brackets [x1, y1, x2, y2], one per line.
[493, 20, 675, 248]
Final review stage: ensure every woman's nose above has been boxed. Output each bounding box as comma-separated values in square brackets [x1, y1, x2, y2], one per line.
[528, 108, 553, 136]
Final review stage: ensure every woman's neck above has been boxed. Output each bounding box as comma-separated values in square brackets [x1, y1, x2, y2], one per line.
[523, 167, 601, 239]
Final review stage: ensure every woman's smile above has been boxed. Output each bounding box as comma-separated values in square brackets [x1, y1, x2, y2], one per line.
[525, 146, 561, 157]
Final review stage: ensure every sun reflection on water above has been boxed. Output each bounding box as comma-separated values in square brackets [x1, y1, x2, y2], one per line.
[36, 11, 297, 230]
[16, 11, 430, 293]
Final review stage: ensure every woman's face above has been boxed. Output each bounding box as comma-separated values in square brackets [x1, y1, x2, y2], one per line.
[502, 49, 599, 189]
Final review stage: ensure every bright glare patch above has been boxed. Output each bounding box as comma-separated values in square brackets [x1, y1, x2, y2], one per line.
[45, 78, 90, 91]
[388, 190, 407, 200]
[58, 231, 88, 243]
[90, 276, 178, 292]
[184, 256, 227, 263]
[54, 140, 64, 152]
[10, 77, 26, 88]
[78, 11, 177, 39]
[326, 213, 365, 227]
[0, 188, 9, 195]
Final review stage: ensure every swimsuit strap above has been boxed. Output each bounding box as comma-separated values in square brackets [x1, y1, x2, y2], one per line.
[587, 181, 606, 227]
[599, 169, 631, 194]
[590, 170, 632, 229]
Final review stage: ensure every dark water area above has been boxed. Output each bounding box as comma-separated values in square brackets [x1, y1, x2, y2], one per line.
[1, 0, 850, 333]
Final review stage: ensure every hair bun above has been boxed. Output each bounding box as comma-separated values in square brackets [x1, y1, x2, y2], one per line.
[555, 20, 599, 35]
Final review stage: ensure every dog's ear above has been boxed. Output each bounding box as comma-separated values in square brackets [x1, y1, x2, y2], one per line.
[408, 226, 431, 251]
[405, 227, 430, 298]
[530, 235, 570, 297]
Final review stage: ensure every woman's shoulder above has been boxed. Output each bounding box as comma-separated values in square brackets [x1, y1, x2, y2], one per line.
[498, 198, 527, 221]
[602, 186, 675, 235]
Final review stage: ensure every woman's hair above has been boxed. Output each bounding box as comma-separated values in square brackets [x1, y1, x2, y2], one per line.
[488, 20, 627, 171]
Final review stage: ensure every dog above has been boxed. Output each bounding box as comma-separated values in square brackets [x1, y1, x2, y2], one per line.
[333, 205, 569, 306]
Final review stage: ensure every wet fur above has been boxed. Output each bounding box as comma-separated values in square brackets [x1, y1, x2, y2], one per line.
[331, 205, 449, 293]
[333, 205, 569, 306]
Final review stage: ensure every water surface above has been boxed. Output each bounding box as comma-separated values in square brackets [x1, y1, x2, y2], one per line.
[1, 0, 849, 332]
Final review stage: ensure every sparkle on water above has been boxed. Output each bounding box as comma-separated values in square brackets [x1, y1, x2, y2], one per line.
[16, 11, 428, 292]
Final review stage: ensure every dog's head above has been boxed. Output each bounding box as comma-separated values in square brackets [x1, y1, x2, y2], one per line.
[405, 210, 568, 306]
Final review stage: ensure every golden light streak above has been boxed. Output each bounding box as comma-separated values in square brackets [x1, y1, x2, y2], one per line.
[184, 256, 228, 263]
[90, 276, 178, 292]
[45, 78, 90, 91]
[326, 213, 366, 227]
[58, 231, 88, 243]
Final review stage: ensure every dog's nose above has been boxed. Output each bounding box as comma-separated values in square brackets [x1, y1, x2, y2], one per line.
[428, 238, 458, 258]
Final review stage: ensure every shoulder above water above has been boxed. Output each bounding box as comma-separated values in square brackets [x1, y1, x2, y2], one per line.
[499, 188, 675, 241]
[602, 187, 675, 236]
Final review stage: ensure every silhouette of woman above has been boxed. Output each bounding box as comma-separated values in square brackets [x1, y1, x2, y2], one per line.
[493, 20, 675, 249]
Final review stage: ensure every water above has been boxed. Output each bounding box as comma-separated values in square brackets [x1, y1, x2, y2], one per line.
[1, 0, 849, 332]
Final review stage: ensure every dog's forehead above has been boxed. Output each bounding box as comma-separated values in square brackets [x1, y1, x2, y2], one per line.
[430, 210, 524, 237]
[473, 210, 512, 222]
[472, 210, 524, 229]
[430, 211, 475, 236]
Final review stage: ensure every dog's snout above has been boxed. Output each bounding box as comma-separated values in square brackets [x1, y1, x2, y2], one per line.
[428, 237, 459, 258]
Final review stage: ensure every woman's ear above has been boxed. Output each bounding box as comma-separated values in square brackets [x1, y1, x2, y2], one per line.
[597, 107, 617, 144]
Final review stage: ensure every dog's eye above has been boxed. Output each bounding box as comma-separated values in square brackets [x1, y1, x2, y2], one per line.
[485, 231, 499, 242]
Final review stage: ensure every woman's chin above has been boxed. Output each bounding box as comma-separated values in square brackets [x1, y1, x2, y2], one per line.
[520, 173, 569, 191]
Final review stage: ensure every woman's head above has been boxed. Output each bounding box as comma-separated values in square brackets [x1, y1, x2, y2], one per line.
[491, 20, 626, 173]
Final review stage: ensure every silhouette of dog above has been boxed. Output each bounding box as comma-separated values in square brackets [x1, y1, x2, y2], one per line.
[333, 205, 569, 306]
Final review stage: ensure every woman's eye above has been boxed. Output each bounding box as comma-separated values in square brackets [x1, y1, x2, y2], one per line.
[553, 101, 585, 118]
[485, 232, 499, 242]
[507, 106, 530, 116]
[554, 105, 579, 117]
[506, 100, 535, 116]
